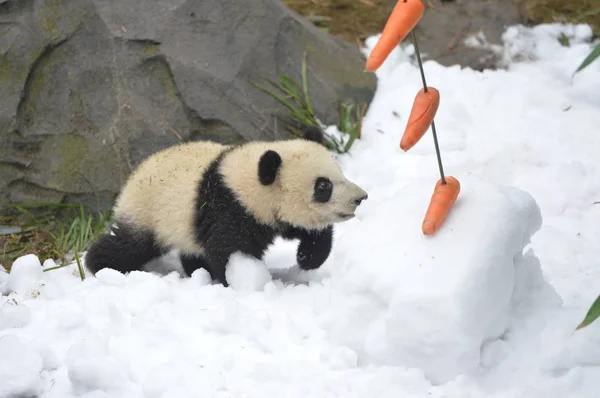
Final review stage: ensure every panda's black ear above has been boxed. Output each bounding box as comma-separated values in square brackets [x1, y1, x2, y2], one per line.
[302, 125, 324, 144]
[258, 150, 282, 185]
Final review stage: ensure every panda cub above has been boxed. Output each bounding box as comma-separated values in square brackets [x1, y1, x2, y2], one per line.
[84, 126, 368, 286]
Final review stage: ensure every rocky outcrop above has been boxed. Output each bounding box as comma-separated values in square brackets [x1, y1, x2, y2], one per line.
[0, 0, 376, 211]
[414, 0, 522, 70]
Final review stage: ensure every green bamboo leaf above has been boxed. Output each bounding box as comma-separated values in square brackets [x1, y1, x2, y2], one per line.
[576, 295, 600, 330]
[574, 43, 600, 74]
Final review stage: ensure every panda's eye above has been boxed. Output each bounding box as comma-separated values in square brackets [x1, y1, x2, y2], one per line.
[314, 177, 333, 203]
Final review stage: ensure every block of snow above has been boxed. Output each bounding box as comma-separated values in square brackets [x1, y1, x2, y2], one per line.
[5, 254, 44, 295]
[0, 334, 43, 397]
[325, 176, 543, 383]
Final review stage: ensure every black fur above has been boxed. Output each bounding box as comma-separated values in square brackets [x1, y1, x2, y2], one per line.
[281, 224, 333, 270]
[313, 177, 333, 203]
[84, 223, 166, 275]
[302, 126, 324, 144]
[185, 150, 333, 286]
[180, 253, 214, 280]
[258, 150, 282, 185]
[85, 144, 334, 286]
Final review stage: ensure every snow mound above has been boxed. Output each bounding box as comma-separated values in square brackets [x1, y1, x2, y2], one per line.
[326, 176, 543, 383]
[0, 334, 44, 397]
[5, 254, 44, 296]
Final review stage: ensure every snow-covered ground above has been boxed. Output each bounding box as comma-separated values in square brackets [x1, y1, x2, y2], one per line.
[1, 23, 600, 398]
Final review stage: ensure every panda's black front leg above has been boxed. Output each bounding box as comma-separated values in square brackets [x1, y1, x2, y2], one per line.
[295, 225, 333, 271]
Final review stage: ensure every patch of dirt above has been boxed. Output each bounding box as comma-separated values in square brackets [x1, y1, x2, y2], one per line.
[518, 0, 600, 35]
[283, 0, 400, 44]
[284, 0, 599, 70]
[0, 215, 58, 271]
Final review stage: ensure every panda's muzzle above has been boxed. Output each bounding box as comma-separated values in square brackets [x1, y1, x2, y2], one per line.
[354, 193, 368, 206]
[339, 190, 368, 219]
[336, 212, 355, 220]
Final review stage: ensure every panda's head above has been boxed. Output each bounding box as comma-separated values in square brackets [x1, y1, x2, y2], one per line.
[257, 126, 368, 230]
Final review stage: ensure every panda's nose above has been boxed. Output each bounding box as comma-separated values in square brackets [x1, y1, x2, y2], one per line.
[354, 194, 368, 206]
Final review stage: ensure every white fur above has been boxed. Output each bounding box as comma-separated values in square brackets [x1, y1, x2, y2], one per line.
[114, 140, 227, 254]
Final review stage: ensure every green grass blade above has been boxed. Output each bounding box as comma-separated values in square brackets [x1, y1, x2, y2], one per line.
[11, 205, 37, 221]
[577, 7, 600, 19]
[2, 245, 28, 256]
[43, 263, 70, 272]
[301, 53, 314, 118]
[279, 74, 301, 90]
[576, 295, 600, 330]
[74, 250, 85, 281]
[278, 76, 306, 109]
[249, 80, 302, 115]
[8, 202, 83, 209]
[574, 43, 600, 74]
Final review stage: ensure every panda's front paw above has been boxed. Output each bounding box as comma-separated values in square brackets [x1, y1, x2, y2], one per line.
[297, 251, 320, 270]
[296, 226, 333, 270]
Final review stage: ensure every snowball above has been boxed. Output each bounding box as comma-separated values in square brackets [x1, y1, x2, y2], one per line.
[326, 176, 543, 383]
[190, 267, 212, 286]
[225, 252, 272, 292]
[65, 335, 132, 394]
[0, 302, 32, 330]
[36, 344, 60, 371]
[95, 267, 127, 287]
[0, 334, 43, 397]
[5, 254, 44, 295]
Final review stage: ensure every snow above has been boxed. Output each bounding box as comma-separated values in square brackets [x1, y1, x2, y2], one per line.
[326, 177, 544, 383]
[4, 254, 44, 296]
[225, 252, 273, 292]
[2, 22, 600, 398]
[0, 334, 44, 397]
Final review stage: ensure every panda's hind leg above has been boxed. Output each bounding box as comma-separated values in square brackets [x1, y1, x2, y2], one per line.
[85, 221, 166, 275]
[180, 253, 213, 279]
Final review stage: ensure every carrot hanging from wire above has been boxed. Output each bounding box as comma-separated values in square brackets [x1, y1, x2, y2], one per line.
[400, 87, 440, 151]
[365, 0, 425, 72]
[422, 176, 460, 235]
[365, 0, 461, 236]
[408, 29, 460, 235]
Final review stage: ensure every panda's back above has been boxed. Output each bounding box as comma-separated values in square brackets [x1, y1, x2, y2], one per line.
[114, 140, 229, 253]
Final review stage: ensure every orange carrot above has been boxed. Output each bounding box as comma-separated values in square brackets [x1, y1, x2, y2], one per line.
[422, 176, 460, 235]
[365, 0, 425, 72]
[400, 87, 440, 151]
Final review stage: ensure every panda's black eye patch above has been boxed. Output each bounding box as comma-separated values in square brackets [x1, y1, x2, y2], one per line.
[314, 177, 333, 203]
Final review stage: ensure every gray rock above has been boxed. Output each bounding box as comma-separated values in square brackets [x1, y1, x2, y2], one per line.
[414, 0, 522, 70]
[0, 0, 376, 212]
